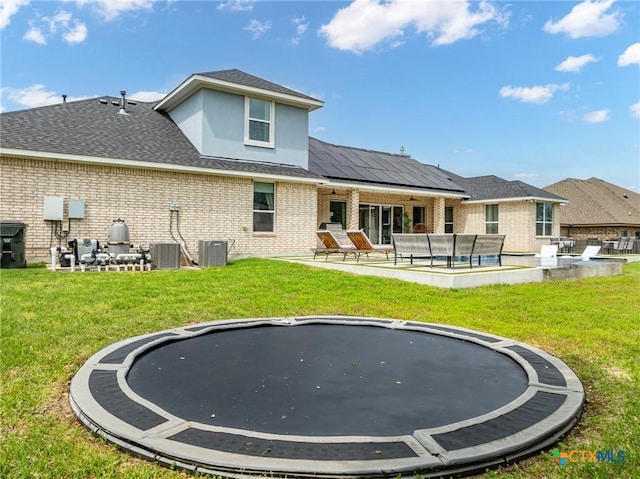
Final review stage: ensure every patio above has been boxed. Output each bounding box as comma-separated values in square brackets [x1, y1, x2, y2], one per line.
[280, 253, 630, 289]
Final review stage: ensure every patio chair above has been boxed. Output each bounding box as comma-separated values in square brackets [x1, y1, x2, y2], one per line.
[345, 230, 393, 262]
[412, 223, 427, 233]
[535, 245, 558, 258]
[391, 233, 430, 265]
[621, 237, 635, 254]
[535, 244, 558, 267]
[580, 245, 601, 261]
[313, 231, 356, 261]
[452, 234, 477, 268]
[426, 234, 455, 268]
[472, 234, 505, 267]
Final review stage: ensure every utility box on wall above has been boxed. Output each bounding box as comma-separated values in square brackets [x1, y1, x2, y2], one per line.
[199, 240, 228, 267]
[43, 196, 64, 221]
[69, 199, 85, 219]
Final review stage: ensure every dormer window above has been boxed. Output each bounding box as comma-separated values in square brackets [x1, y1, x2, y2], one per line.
[245, 97, 274, 148]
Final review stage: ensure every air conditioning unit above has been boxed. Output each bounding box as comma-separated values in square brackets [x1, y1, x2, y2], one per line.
[199, 240, 228, 267]
[150, 242, 180, 269]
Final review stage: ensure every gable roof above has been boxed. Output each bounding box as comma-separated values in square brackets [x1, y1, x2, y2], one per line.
[544, 177, 640, 226]
[308, 137, 467, 196]
[443, 172, 567, 203]
[0, 97, 323, 182]
[154, 69, 323, 113]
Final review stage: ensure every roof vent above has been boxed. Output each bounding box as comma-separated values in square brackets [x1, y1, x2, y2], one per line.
[99, 98, 108, 105]
[62, 94, 67, 104]
[118, 90, 128, 115]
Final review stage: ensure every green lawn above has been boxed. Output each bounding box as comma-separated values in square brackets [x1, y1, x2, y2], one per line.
[1, 259, 639, 478]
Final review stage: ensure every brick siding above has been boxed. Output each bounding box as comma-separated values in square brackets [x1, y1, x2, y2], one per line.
[1, 156, 318, 261]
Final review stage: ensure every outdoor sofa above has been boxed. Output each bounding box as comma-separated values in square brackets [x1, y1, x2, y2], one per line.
[392, 233, 505, 268]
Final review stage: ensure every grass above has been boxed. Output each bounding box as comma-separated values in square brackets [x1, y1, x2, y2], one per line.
[1, 258, 639, 479]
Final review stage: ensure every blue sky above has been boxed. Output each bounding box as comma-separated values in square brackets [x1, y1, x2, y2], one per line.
[1, 0, 639, 190]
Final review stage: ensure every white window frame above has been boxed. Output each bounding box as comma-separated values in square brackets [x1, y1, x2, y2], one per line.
[536, 202, 553, 236]
[485, 204, 499, 234]
[244, 97, 275, 148]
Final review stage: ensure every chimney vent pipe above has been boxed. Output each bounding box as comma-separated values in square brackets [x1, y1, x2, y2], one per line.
[118, 90, 128, 115]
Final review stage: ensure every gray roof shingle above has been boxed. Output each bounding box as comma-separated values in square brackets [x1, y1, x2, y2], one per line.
[544, 177, 640, 226]
[442, 172, 567, 202]
[198, 69, 322, 103]
[308, 137, 467, 194]
[0, 97, 323, 180]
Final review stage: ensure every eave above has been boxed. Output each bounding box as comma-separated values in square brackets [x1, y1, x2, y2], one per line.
[1, 148, 325, 185]
[154, 74, 324, 113]
[462, 196, 567, 205]
[322, 180, 469, 199]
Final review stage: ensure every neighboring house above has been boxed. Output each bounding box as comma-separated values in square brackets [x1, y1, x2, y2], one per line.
[0, 68, 565, 261]
[543, 177, 640, 240]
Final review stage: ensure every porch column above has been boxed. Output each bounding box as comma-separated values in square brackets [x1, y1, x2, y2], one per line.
[347, 189, 360, 230]
[433, 197, 445, 233]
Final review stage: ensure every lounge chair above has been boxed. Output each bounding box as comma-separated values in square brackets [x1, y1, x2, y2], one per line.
[313, 230, 356, 261]
[345, 230, 394, 262]
[580, 245, 601, 261]
[616, 237, 634, 254]
[535, 245, 558, 258]
[535, 244, 558, 267]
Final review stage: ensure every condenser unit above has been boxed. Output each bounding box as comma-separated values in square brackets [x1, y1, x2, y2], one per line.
[198, 240, 228, 267]
[150, 242, 180, 269]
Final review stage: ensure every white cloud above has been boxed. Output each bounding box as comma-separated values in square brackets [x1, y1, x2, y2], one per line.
[319, 0, 509, 54]
[543, 0, 622, 39]
[291, 15, 309, 45]
[76, 0, 155, 21]
[499, 83, 569, 104]
[62, 21, 87, 44]
[244, 19, 271, 39]
[23, 10, 88, 45]
[24, 25, 46, 44]
[630, 102, 640, 119]
[217, 0, 254, 12]
[513, 173, 539, 180]
[0, 0, 30, 30]
[617, 43, 640, 67]
[583, 109, 610, 123]
[128, 90, 166, 102]
[558, 109, 579, 123]
[555, 54, 598, 72]
[1, 84, 88, 109]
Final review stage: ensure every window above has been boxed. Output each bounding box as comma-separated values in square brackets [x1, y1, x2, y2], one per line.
[329, 201, 346, 229]
[444, 206, 454, 233]
[253, 182, 275, 232]
[413, 206, 425, 227]
[485, 204, 499, 234]
[536, 202, 553, 236]
[245, 98, 274, 147]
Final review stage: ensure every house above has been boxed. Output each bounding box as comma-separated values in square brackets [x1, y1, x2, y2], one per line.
[0, 69, 566, 262]
[543, 177, 640, 241]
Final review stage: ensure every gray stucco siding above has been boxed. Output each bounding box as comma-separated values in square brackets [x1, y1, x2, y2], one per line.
[169, 89, 308, 169]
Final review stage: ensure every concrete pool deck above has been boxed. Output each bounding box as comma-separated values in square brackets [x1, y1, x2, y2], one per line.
[278, 254, 635, 289]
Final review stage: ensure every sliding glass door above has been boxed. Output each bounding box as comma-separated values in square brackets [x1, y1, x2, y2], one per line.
[359, 204, 403, 244]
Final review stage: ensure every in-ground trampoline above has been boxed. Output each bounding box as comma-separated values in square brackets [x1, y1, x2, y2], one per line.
[70, 316, 584, 478]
